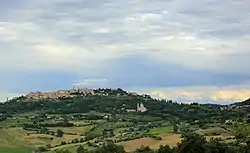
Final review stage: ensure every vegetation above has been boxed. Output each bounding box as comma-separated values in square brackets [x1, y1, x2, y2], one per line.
[47, 132, 250, 153]
[0, 89, 241, 123]
[1, 88, 250, 153]
[0, 147, 32, 153]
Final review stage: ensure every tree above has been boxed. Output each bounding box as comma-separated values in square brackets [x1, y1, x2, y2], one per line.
[177, 132, 206, 153]
[61, 141, 67, 145]
[134, 146, 155, 153]
[80, 138, 85, 143]
[173, 124, 178, 133]
[77, 145, 85, 153]
[234, 124, 250, 146]
[95, 142, 126, 153]
[46, 144, 52, 149]
[204, 138, 228, 153]
[57, 129, 64, 137]
[56, 150, 72, 153]
[157, 145, 172, 153]
[36, 146, 47, 152]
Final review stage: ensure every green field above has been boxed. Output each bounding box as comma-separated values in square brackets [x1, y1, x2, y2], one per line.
[196, 127, 233, 136]
[148, 125, 172, 135]
[0, 147, 32, 153]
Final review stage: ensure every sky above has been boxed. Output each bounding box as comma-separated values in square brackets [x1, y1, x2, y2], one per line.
[0, 0, 250, 104]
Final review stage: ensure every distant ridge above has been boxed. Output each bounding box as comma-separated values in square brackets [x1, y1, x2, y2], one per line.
[232, 98, 250, 106]
[241, 98, 250, 104]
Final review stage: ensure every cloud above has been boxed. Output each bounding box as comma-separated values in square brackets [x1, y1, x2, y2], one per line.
[0, 0, 250, 103]
[0, 92, 20, 102]
[139, 83, 250, 104]
[1, 0, 250, 73]
[150, 90, 203, 101]
[73, 78, 109, 88]
[93, 55, 250, 88]
[211, 90, 250, 102]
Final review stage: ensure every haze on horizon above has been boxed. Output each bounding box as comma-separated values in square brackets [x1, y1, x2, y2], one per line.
[0, 0, 250, 104]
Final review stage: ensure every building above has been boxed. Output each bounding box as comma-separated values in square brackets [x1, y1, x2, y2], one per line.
[126, 109, 136, 113]
[137, 103, 147, 112]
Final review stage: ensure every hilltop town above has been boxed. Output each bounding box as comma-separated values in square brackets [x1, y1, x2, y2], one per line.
[25, 88, 94, 100]
[23, 88, 140, 101]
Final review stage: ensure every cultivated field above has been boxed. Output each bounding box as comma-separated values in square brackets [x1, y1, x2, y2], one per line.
[0, 110, 237, 153]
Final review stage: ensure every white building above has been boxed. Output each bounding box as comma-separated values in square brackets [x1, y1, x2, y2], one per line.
[126, 109, 136, 113]
[137, 103, 147, 112]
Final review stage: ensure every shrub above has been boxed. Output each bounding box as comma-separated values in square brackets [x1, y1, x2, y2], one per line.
[36, 146, 47, 152]
[61, 141, 66, 145]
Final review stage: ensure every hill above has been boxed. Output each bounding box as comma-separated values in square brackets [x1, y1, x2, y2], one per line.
[0, 88, 242, 123]
[220, 98, 250, 113]
[0, 88, 250, 153]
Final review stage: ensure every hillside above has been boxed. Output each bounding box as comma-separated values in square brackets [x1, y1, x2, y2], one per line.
[219, 98, 250, 113]
[0, 88, 250, 153]
[0, 88, 243, 123]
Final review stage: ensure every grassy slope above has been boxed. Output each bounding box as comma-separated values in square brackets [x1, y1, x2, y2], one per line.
[0, 147, 33, 153]
[0, 128, 31, 148]
[0, 127, 86, 150]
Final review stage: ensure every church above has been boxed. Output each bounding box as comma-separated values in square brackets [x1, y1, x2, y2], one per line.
[137, 103, 147, 112]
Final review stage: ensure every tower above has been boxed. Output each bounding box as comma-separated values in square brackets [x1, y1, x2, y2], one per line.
[137, 103, 140, 111]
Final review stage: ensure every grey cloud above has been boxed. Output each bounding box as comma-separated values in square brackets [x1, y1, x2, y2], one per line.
[74, 54, 250, 89]
[1, 0, 250, 103]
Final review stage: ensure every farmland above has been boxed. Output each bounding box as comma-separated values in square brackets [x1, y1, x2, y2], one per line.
[0, 88, 249, 153]
[0, 111, 237, 153]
